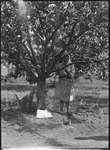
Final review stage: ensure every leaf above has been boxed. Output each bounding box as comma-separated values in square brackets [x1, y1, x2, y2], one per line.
[1, 1, 109, 81]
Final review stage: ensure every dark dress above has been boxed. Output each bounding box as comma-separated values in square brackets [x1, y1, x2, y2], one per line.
[55, 62, 75, 102]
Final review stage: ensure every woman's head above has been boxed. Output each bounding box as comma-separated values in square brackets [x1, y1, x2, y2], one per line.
[62, 54, 70, 64]
[59, 57, 63, 63]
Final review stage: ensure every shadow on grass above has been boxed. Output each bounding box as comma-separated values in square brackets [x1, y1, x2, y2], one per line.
[74, 95, 108, 105]
[75, 86, 108, 91]
[2, 107, 62, 135]
[45, 138, 71, 147]
[1, 83, 36, 92]
[68, 115, 85, 124]
[2, 108, 28, 125]
[49, 110, 85, 124]
[14, 122, 62, 136]
[74, 135, 108, 141]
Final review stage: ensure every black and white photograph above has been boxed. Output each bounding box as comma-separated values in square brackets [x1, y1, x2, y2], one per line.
[1, 1, 109, 149]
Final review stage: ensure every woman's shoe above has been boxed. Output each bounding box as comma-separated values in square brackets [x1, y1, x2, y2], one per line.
[67, 112, 73, 116]
[63, 120, 69, 125]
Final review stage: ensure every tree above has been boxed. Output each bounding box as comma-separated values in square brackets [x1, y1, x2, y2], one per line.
[1, 1, 109, 110]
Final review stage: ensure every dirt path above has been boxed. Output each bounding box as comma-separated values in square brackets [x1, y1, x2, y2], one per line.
[2, 110, 108, 149]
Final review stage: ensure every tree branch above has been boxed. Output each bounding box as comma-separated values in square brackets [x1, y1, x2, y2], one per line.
[1, 56, 18, 62]
[20, 42, 34, 65]
[47, 18, 104, 75]
[93, 57, 109, 63]
[38, 12, 47, 40]
[68, 21, 78, 45]
[19, 49, 33, 69]
[20, 42, 41, 76]
[26, 26, 38, 66]
[19, 57, 38, 81]
[47, 10, 68, 44]
[39, 11, 69, 75]
[32, 27, 45, 44]
[46, 21, 78, 76]
[51, 57, 109, 74]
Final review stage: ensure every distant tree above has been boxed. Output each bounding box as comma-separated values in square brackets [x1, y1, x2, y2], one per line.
[1, 1, 109, 110]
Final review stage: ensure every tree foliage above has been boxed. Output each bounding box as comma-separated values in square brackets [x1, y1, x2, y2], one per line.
[1, 1, 109, 83]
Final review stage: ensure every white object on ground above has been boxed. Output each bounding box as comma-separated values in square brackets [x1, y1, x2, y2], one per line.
[70, 88, 75, 101]
[36, 109, 53, 118]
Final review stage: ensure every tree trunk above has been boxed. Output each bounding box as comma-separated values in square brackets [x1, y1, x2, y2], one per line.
[36, 78, 47, 110]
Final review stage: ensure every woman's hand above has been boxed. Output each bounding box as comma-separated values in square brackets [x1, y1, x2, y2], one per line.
[65, 69, 71, 77]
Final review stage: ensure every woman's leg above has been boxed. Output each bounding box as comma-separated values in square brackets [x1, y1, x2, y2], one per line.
[65, 101, 70, 113]
[66, 101, 73, 116]
[60, 100, 64, 113]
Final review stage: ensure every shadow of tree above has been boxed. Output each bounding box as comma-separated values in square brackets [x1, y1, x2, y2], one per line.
[2, 108, 29, 126]
[14, 122, 62, 135]
[74, 96, 108, 103]
[45, 137, 71, 147]
[1, 84, 35, 92]
[71, 96, 108, 112]
[2, 108, 62, 135]
[74, 136, 108, 141]
[67, 115, 85, 124]
[48, 110, 85, 124]
[15, 123, 46, 135]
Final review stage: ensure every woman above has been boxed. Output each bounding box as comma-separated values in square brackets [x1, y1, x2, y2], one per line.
[55, 54, 75, 116]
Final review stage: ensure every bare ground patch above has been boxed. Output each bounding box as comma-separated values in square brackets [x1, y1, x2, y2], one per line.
[1, 79, 109, 149]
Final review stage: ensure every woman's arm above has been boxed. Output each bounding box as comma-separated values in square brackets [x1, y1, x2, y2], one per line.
[65, 65, 75, 80]
[56, 63, 67, 76]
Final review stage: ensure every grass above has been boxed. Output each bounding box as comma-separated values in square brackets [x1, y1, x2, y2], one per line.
[1, 67, 109, 148]
[1, 83, 36, 91]
[1, 77, 108, 113]
[1, 77, 109, 148]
